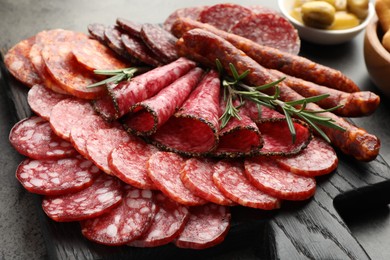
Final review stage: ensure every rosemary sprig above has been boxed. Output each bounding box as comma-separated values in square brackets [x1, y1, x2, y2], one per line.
[86, 67, 144, 88]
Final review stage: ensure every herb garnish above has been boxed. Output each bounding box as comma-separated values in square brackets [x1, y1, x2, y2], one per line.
[86, 67, 148, 88]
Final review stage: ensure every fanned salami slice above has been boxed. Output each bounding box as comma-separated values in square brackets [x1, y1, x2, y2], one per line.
[86, 127, 132, 174]
[163, 6, 207, 32]
[121, 33, 162, 67]
[244, 157, 316, 200]
[4, 36, 41, 87]
[180, 158, 235, 206]
[241, 102, 285, 121]
[231, 12, 300, 55]
[42, 174, 123, 222]
[147, 152, 207, 206]
[16, 156, 100, 196]
[199, 3, 252, 31]
[129, 192, 189, 247]
[212, 160, 280, 209]
[104, 25, 134, 61]
[88, 23, 106, 43]
[49, 98, 95, 141]
[140, 23, 179, 63]
[277, 137, 338, 177]
[27, 84, 69, 120]
[116, 18, 142, 38]
[151, 70, 220, 155]
[9, 116, 77, 160]
[123, 67, 203, 135]
[173, 203, 231, 249]
[81, 186, 157, 246]
[108, 139, 158, 190]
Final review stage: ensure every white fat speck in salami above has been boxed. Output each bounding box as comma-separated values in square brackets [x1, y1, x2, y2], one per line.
[9, 116, 77, 160]
[173, 203, 231, 249]
[42, 174, 123, 222]
[81, 185, 157, 246]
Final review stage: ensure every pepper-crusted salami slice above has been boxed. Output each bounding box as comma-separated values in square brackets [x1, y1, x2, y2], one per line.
[88, 23, 106, 43]
[123, 67, 203, 136]
[163, 6, 207, 32]
[277, 137, 338, 177]
[241, 102, 285, 121]
[212, 160, 280, 209]
[121, 33, 162, 67]
[129, 192, 190, 247]
[173, 203, 231, 249]
[147, 152, 207, 206]
[180, 158, 235, 206]
[9, 116, 77, 160]
[16, 157, 100, 196]
[108, 139, 158, 190]
[42, 174, 123, 222]
[116, 18, 142, 38]
[27, 84, 69, 120]
[81, 186, 157, 246]
[244, 157, 316, 200]
[4, 36, 41, 87]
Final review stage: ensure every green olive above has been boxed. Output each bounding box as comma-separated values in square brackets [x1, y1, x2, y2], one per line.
[301, 1, 336, 29]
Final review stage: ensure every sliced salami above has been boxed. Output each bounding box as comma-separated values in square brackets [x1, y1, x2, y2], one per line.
[121, 33, 162, 67]
[147, 152, 207, 206]
[27, 84, 69, 120]
[49, 98, 95, 141]
[86, 127, 132, 174]
[116, 18, 142, 38]
[241, 102, 285, 121]
[104, 25, 134, 61]
[277, 137, 338, 177]
[87, 23, 107, 43]
[123, 67, 203, 136]
[16, 156, 100, 196]
[42, 174, 123, 222]
[163, 6, 207, 32]
[180, 158, 235, 206]
[212, 160, 280, 209]
[4, 36, 41, 87]
[81, 186, 157, 245]
[129, 192, 189, 247]
[244, 157, 316, 200]
[173, 203, 231, 249]
[9, 116, 77, 160]
[230, 12, 301, 55]
[108, 139, 158, 190]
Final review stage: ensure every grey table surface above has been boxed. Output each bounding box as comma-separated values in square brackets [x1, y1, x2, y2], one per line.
[1, 0, 390, 259]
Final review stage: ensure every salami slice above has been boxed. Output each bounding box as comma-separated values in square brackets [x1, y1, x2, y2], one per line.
[16, 156, 100, 196]
[121, 33, 162, 67]
[180, 158, 235, 206]
[129, 192, 189, 247]
[231, 12, 301, 55]
[244, 157, 316, 200]
[116, 18, 142, 38]
[241, 102, 285, 121]
[4, 36, 41, 87]
[86, 127, 132, 174]
[27, 84, 69, 120]
[42, 174, 123, 222]
[212, 160, 280, 209]
[199, 3, 252, 31]
[108, 139, 158, 190]
[147, 152, 207, 206]
[81, 186, 157, 245]
[173, 203, 231, 249]
[163, 6, 207, 32]
[277, 137, 338, 177]
[9, 116, 77, 160]
[88, 23, 107, 43]
[104, 25, 134, 61]
[49, 98, 95, 141]
[123, 67, 203, 136]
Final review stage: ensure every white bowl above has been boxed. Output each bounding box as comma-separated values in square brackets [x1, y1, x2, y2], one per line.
[277, 0, 375, 45]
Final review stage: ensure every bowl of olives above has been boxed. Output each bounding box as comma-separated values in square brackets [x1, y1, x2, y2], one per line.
[278, 0, 375, 45]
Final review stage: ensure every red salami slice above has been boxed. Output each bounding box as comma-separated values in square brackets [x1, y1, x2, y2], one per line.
[88, 23, 106, 43]
[108, 139, 158, 190]
[81, 186, 157, 245]
[49, 98, 95, 141]
[244, 157, 316, 200]
[123, 67, 203, 136]
[199, 3, 252, 31]
[231, 12, 301, 55]
[250, 5, 279, 15]
[129, 192, 190, 247]
[16, 156, 100, 196]
[163, 6, 207, 32]
[86, 127, 132, 174]
[212, 160, 280, 209]
[27, 84, 69, 120]
[277, 137, 338, 177]
[42, 174, 123, 222]
[180, 158, 235, 206]
[121, 33, 162, 67]
[151, 70, 220, 155]
[241, 102, 285, 121]
[147, 152, 207, 206]
[173, 203, 231, 249]
[9, 116, 77, 160]
[116, 18, 142, 38]
[4, 36, 41, 87]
